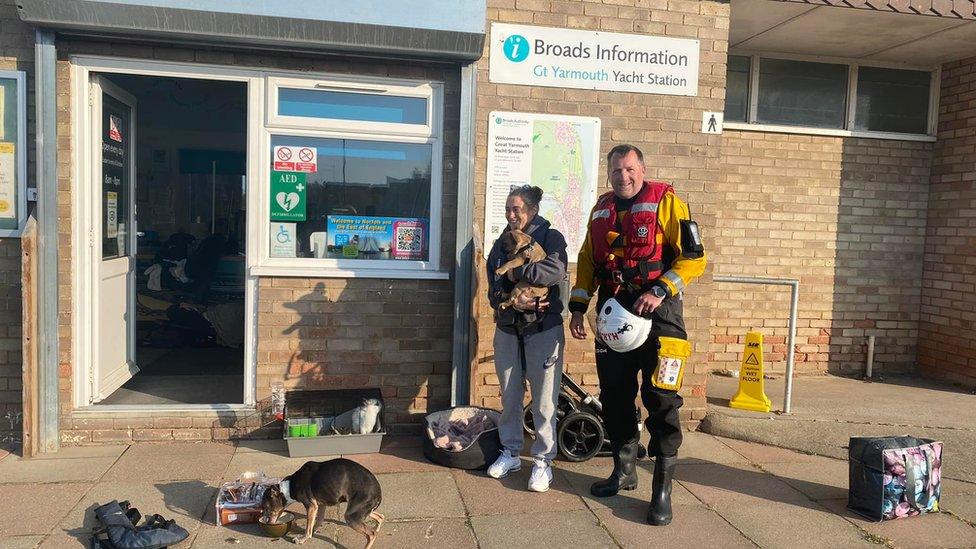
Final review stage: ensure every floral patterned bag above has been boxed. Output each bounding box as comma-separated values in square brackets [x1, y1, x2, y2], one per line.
[848, 436, 942, 521]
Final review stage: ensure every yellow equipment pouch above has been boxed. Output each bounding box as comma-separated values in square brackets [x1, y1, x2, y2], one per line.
[651, 336, 692, 391]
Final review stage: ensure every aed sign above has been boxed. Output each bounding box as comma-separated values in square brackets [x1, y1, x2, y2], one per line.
[489, 22, 699, 96]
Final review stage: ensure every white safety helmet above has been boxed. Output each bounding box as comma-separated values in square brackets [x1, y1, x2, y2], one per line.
[596, 298, 652, 353]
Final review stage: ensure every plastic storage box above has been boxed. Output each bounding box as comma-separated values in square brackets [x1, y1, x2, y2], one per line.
[283, 388, 385, 458]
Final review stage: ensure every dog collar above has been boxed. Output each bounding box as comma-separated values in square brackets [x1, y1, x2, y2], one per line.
[279, 479, 295, 504]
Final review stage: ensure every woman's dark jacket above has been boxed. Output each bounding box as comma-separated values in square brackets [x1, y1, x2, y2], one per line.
[486, 215, 568, 335]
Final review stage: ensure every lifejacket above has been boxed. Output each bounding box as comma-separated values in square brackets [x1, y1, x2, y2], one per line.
[591, 181, 672, 288]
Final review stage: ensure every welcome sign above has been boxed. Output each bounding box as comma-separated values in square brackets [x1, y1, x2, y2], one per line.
[489, 23, 699, 96]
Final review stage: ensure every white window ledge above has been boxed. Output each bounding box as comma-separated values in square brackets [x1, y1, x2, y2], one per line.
[723, 122, 936, 143]
[250, 265, 450, 280]
[73, 404, 256, 415]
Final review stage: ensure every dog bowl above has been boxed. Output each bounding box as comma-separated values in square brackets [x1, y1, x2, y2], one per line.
[258, 511, 295, 538]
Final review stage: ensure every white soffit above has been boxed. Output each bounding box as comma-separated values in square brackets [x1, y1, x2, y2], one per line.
[731, 0, 976, 67]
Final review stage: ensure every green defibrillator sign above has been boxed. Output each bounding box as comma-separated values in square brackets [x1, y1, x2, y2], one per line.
[270, 171, 307, 221]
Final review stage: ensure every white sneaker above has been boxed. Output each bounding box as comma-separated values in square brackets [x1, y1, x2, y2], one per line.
[487, 451, 522, 479]
[528, 460, 553, 492]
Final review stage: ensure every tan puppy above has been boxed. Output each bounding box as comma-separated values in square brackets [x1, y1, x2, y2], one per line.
[495, 229, 550, 310]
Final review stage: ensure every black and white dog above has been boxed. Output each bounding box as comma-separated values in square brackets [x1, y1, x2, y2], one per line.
[261, 459, 384, 547]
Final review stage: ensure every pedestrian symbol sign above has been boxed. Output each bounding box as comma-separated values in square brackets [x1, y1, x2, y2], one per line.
[729, 330, 772, 413]
[702, 111, 723, 134]
[270, 171, 307, 221]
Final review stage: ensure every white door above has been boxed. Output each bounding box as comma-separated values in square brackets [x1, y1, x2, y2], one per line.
[91, 76, 139, 402]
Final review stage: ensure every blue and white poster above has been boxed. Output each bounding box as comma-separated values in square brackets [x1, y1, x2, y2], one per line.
[326, 215, 427, 260]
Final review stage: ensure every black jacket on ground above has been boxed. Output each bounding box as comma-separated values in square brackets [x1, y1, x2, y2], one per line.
[486, 216, 568, 335]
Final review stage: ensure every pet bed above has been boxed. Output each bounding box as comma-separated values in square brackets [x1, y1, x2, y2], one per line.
[423, 407, 502, 470]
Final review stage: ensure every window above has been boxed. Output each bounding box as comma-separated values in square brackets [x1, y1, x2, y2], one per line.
[726, 55, 934, 137]
[724, 55, 750, 123]
[263, 76, 443, 276]
[278, 88, 428, 125]
[757, 58, 848, 129]
[855, 67, 930, 134]
[270, 135, 432, 261]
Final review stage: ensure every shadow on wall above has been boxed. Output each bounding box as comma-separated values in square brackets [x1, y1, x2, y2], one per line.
[830, 138, 930, 377]
[711, 133, 932, 380]
[275, 281, 454, 432]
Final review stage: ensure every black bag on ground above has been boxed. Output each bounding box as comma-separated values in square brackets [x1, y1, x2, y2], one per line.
[423, 407, 502, 470]
[90, 500, 189, 549]
[848, 435, 943, 522]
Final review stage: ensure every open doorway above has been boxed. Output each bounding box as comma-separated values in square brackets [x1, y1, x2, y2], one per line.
[91, 73, 248, 405]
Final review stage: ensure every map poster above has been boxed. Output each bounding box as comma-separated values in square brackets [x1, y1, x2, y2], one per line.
[484, 112, 601, 261]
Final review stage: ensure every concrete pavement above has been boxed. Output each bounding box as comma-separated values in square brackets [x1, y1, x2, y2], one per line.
[702, 373, 976, 482]
[0, 432, 972, 548]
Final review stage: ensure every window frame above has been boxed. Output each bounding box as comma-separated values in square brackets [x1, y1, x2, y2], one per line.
[255, 73, 446, 279]
[726, 52, 939, 142]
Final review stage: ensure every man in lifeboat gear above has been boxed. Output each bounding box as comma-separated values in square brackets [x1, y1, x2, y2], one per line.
[570, 144, 706, 526]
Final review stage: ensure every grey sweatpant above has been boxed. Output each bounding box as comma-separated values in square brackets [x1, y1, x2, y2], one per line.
[493, 325, 564, 462]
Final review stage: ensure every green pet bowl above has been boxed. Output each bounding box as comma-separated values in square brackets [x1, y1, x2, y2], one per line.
[258, 511, 295, 538]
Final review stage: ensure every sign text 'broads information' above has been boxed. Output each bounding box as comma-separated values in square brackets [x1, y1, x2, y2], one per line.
[489, 23, 699, 96]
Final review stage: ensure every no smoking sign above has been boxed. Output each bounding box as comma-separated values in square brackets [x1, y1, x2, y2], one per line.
[273, 145, 317, 173]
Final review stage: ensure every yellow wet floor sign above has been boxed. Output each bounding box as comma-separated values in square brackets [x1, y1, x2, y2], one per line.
[729, 330, 772, 413]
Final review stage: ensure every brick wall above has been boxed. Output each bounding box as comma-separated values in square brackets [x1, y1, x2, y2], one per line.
[0, 0, 34, 445]
[918, 56, 976, 388]
[55, 39, 459, 443]
[713, 131, 932, 376]
[470, 0, 730, 428]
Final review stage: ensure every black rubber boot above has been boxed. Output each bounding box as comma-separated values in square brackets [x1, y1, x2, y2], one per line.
[590, 438, 639, 497]
[647, 455, 677, 525]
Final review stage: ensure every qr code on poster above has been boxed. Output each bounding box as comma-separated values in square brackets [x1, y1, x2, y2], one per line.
[393, 221, 425, 259]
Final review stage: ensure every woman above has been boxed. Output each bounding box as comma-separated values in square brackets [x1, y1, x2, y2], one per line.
[486, 185, 568, 492]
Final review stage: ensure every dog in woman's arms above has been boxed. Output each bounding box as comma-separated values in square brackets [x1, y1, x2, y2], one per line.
[495, 229, 549, 310]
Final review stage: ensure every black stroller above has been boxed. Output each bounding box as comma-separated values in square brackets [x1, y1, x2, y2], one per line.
[523, 372, 648, 462]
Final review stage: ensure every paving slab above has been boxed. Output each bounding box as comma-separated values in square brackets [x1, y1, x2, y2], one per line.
[677, 432, 752, 464]
[941, 493, 976, 525]
[223, 451, 334, 480]
[471, 510, 616, 549]
[560, 463, 699, 510]
[373, 472, 465, 520]
[190, 522, 318, 548]
[1, 535, 45, 548]
[709, 498, 877, 549]
[594, 505, 756, 549]
[337, 518, 477, 549]
[51, 480, 216, 546]
[759, 456, 849, 501]
[124, 442, 235, 457]
[819, 497, 976, 549]
[717, 437, 819, 464]
[103, 448, 234, 481]
[343, 445, 443, 474]
[452, 466, 585, 517]
[0, 483, 91, 536]
[0, 454, 118, 484]
[943, 479, 976, 495]
[676, 462, 811, 506]
[29, 445, 128, 460]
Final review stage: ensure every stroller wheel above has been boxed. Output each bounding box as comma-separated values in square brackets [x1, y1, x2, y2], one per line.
[523, 391, 578, 436]
[557, 411, 605, 462]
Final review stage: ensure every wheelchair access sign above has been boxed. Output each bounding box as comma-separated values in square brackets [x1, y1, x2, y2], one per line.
[270, 171, 307, 221]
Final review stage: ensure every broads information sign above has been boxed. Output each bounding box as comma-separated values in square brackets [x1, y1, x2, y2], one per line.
[489, 23, 699, 96]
